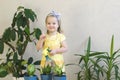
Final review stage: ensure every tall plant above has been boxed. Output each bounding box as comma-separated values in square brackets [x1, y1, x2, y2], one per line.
[96, 35, 120, 80]
[67, 37, 104, 80]
[0, 6, 41, 78]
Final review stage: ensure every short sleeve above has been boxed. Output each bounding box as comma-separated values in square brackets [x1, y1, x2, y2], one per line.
[60, 34, 66, 42]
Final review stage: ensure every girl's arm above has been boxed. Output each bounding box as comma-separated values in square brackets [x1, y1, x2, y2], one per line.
[50, 40, 68, 55]
[56, 41, 68, 53]
[36, 39, 44, 51]
[36, 34, 46, 51]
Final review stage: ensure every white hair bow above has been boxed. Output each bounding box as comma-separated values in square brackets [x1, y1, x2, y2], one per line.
[51, 11, 61, 18]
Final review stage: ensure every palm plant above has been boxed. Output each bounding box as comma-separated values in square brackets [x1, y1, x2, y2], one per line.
[96, 35, 120, 80]
[67, 37, 104, 80]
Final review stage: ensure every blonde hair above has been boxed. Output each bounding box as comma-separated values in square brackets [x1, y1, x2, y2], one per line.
[45, 11, 62, 33]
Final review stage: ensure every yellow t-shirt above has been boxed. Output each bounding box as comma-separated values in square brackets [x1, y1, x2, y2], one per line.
[40, 32, 66, 69]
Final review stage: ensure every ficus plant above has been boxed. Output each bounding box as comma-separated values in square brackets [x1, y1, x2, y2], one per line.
[0, 6, 41, 78]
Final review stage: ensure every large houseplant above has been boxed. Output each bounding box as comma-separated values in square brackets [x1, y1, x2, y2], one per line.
[0, 6, 41, 79]
[95, 35, 120, 80]
[67, 37, 104, 80]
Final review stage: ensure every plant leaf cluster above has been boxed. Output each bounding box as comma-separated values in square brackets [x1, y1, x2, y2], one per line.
[67, 36, 120, 80]
[0, 6, 41, 78]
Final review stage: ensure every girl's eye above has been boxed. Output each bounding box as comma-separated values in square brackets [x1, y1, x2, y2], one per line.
[47, 23, 50, 25]
[53, 23, 56, 25]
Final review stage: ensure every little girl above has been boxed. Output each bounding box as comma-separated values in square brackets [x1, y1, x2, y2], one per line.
[36, 11, 68, 72]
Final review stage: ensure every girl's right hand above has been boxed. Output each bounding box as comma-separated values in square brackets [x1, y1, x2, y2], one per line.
[39, 33, 46, 41]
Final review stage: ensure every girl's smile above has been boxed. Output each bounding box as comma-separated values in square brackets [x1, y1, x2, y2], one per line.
[46, 16, 59, 33]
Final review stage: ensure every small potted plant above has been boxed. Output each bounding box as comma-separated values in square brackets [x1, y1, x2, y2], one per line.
[39, 48, 52, 80]
[53, 64, 66, 80]
[40, 64, 52, 80]
[24, 57, 40, 80]
[24, 64, 37, 80]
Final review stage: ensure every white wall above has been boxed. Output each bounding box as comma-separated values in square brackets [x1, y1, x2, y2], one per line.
[1, 0, 120, 80]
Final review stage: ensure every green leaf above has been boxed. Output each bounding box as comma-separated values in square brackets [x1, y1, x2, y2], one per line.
[10, 29, 16, 41]
[17, 44, 23, 56]
[89, 52, 106, 57]
[16, 12, 23, 19]
[28, 57, 33, 65]
[86, 36, 91, 54]
[21, 60, 28, 65]
[22, 17, 27, 28]
[2, 28, 11, 42]
[31, 10, 37, 19]
[0, 40, 4, 54]
[17, 6, 24, 11]
[27, 64, 35, 76]
[17, 28, 24, 42]
[24, 9, 35, 22]
[24, 26, 30, 35]
[110, 35, 114, 57]
[6, 50, 12, 61]
[33, 60, 40, 65]
[13, 52, 18, 63]
[16, 11, 28, 28]
[16, 15, 24, 27]
[11, 13, 17, 27]
[42, 65, 52, 74]
[7, 61, 12, 67]
[34, 28, 41, 40]
[0, 67, 8, 77]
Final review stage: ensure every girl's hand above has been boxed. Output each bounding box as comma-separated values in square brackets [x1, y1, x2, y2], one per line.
[39, 33, 46, 41]
[50, 49, 57, 55]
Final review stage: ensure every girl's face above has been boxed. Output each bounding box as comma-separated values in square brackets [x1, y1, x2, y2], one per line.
[46, 16, 59, 33]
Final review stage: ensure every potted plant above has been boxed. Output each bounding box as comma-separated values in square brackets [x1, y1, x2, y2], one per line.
[40, 64, 52, 80]
[0, 6, 41, 79]
[39, 48, 52, 80]
[53, 64, 66, 80]
[95, 35, 120, 80]
[66, 37, 104, 80]
[24, 57, 40, 80]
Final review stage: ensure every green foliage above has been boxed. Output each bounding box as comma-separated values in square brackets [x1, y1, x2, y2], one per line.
[25, 57, 40, 76]
[27, 64, 35, 76]
[3, 49, 28, 77]
[67, 36, 120, 80]
[76, 37, 104, 80]
[96, 35, 120, 80]
[67, 37, 104, 80]
[34, 28, 42, 40]
[53, 65, 64, 76]
[0, 40, 4, 54]
[0, 64, 8, 78]
[0, 6, 41, 78]
[39, 47, 52, 75]
[41, 65, 52, 75]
